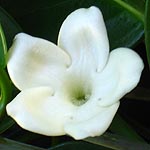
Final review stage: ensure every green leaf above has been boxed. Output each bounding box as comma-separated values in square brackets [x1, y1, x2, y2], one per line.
[145, 0, 150, 67]
[0, 0, 144, 49]
[0, 137, 46, 150]
[0, 7, 22, 132]
[110, 114, 144, 142]
[119, 0, 145, 15]
[0, 68, 13, 133]
[0, 7, 22, 47]
[0, 68, 12, 118]
[0, 24, 7, 68]
[49, 141, 111, 150]
[113, 0, 145, 22]
[125, 87, 150, 101]
[0, 116, 14, 134]
[124, 0, 145, 13]
[94, 0, 144, 49]
[84, 132, 150, 150]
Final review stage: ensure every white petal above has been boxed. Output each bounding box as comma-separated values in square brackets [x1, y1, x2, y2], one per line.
[58, 6, 109, 72]
[65, 102, 119, 140]
[6, 87, 76, 136]
[7, 33, 70, 90]
[93, 48, 144, 106]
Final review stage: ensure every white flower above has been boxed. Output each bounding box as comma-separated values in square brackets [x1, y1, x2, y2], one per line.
[6, 6, 144, 140]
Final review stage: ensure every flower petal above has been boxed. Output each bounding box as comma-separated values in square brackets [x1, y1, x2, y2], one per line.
[93, 48, 144, 106]
[6, 87, 76, 136]
[64, 102, 119, 140]
[58, 6, 109, 72]
[7, 33, 70, 90]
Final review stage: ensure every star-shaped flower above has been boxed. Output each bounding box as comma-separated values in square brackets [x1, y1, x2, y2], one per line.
[6, 6, 144, 140]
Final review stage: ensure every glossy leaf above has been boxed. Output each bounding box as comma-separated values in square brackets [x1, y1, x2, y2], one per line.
[0, 116, 14, 134]
[0, 6, 21, 132]
[0, 7, 22, 47]
[0, 137, 46, 150]
[0, 0, 144, 49]
[49, 141, 111, 150]
[0, 68, 12, 118]
[120, 0, 145, 14]
[0, 70, 13, 132]
[0, 24, 7, 68]
[110, 114, 144, 142]
[121, 0, 145, 15]
[113, 0, 145, 22]
[145, 0, 150, 67]
[84, 132, 150, 150]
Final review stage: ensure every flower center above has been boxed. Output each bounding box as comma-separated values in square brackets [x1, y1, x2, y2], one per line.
[71, 86, 91, 106]
[64, 75, 92, 106]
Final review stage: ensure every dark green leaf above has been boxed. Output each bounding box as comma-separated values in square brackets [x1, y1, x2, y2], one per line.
[0, 116, 14, 134]
[84, 132, 150, 150]
[121, 0, 145, 15]
[125, 87, 150, 101]
[113, 0, 145, 22]
[0, 0, 144, 49]
[0, 7, 22, 47]
[145, 0, 150, 67]
[0, 68, 12, 119]
[49, 141, 112, 150]
[0, 7, 21, 132]
[0, 137, 46, 150]
[0, 24, 7, 68]
[110, 114, 144, 142]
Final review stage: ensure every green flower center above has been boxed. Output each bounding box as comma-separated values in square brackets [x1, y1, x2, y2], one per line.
[65, 75, 92, 106]
[71, 87, 91, 106]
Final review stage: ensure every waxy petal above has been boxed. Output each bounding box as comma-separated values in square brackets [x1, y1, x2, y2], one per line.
[6, 87, 76, 136]
[65, 102, 119, 140]
[6, 85, 119, 139]
[7, 33, 70, 90]
[58, 6, 109, 72]
[93, 48, 144, 106]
